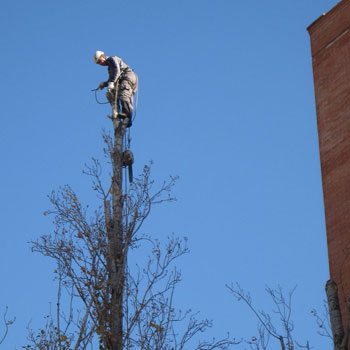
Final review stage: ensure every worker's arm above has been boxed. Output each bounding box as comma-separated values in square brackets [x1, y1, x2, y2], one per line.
[106, 56, 120, 83]
[98, 82, 108, 89]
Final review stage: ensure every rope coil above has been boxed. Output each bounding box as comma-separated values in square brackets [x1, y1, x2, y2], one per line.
[91, 88, 109, 104]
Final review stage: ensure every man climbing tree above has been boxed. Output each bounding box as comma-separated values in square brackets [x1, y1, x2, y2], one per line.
[23, 50, 237, 350]
[94, 50, 138, 127]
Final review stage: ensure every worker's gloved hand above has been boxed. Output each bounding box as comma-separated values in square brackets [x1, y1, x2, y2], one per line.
[107, 82, 115, 90]
[98, 82, 106, 90]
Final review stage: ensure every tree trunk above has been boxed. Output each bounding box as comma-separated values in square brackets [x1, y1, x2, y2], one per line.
[326, 279, 347, 350]
[109, 118, 127, 350]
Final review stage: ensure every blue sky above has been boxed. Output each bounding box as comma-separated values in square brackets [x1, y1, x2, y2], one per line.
[0, 0, 339, 348]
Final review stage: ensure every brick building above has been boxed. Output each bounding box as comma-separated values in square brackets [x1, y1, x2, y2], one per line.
[307, 0, 350, 318]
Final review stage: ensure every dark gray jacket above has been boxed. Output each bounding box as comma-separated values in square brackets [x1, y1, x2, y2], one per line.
[106, 56, 130, 83]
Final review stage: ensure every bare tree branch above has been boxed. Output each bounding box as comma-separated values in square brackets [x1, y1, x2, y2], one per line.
[227, 283, 309, 350]
[0, 307, 15, 345]
[27, 131, 236, 350]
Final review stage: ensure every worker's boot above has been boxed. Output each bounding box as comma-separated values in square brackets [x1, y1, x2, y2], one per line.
[119, 99, 133, 127]
[118, 112, 132, 127]
[125, 116, 132, 128]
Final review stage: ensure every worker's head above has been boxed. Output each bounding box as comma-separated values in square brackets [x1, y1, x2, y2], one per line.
[93, 51, 106, 65]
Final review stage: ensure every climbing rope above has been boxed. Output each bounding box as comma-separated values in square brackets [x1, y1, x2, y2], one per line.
[92, 75, 138, 121]
[91, 88, 109, 105]
[123, 130, 129, 237]
[114, 80, 120, 116]
[131, 89, 138, 124]
[92, 78, 135, 208]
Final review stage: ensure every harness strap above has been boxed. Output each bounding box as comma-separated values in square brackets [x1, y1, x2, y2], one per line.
[119, 74, 137, 95]
[127, 81, 135, 96]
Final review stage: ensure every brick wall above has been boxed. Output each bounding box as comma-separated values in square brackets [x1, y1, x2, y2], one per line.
[308, 0, 350, 319]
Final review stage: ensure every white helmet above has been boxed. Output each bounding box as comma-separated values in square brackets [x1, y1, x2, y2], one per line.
[93, 50, 104, 63]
